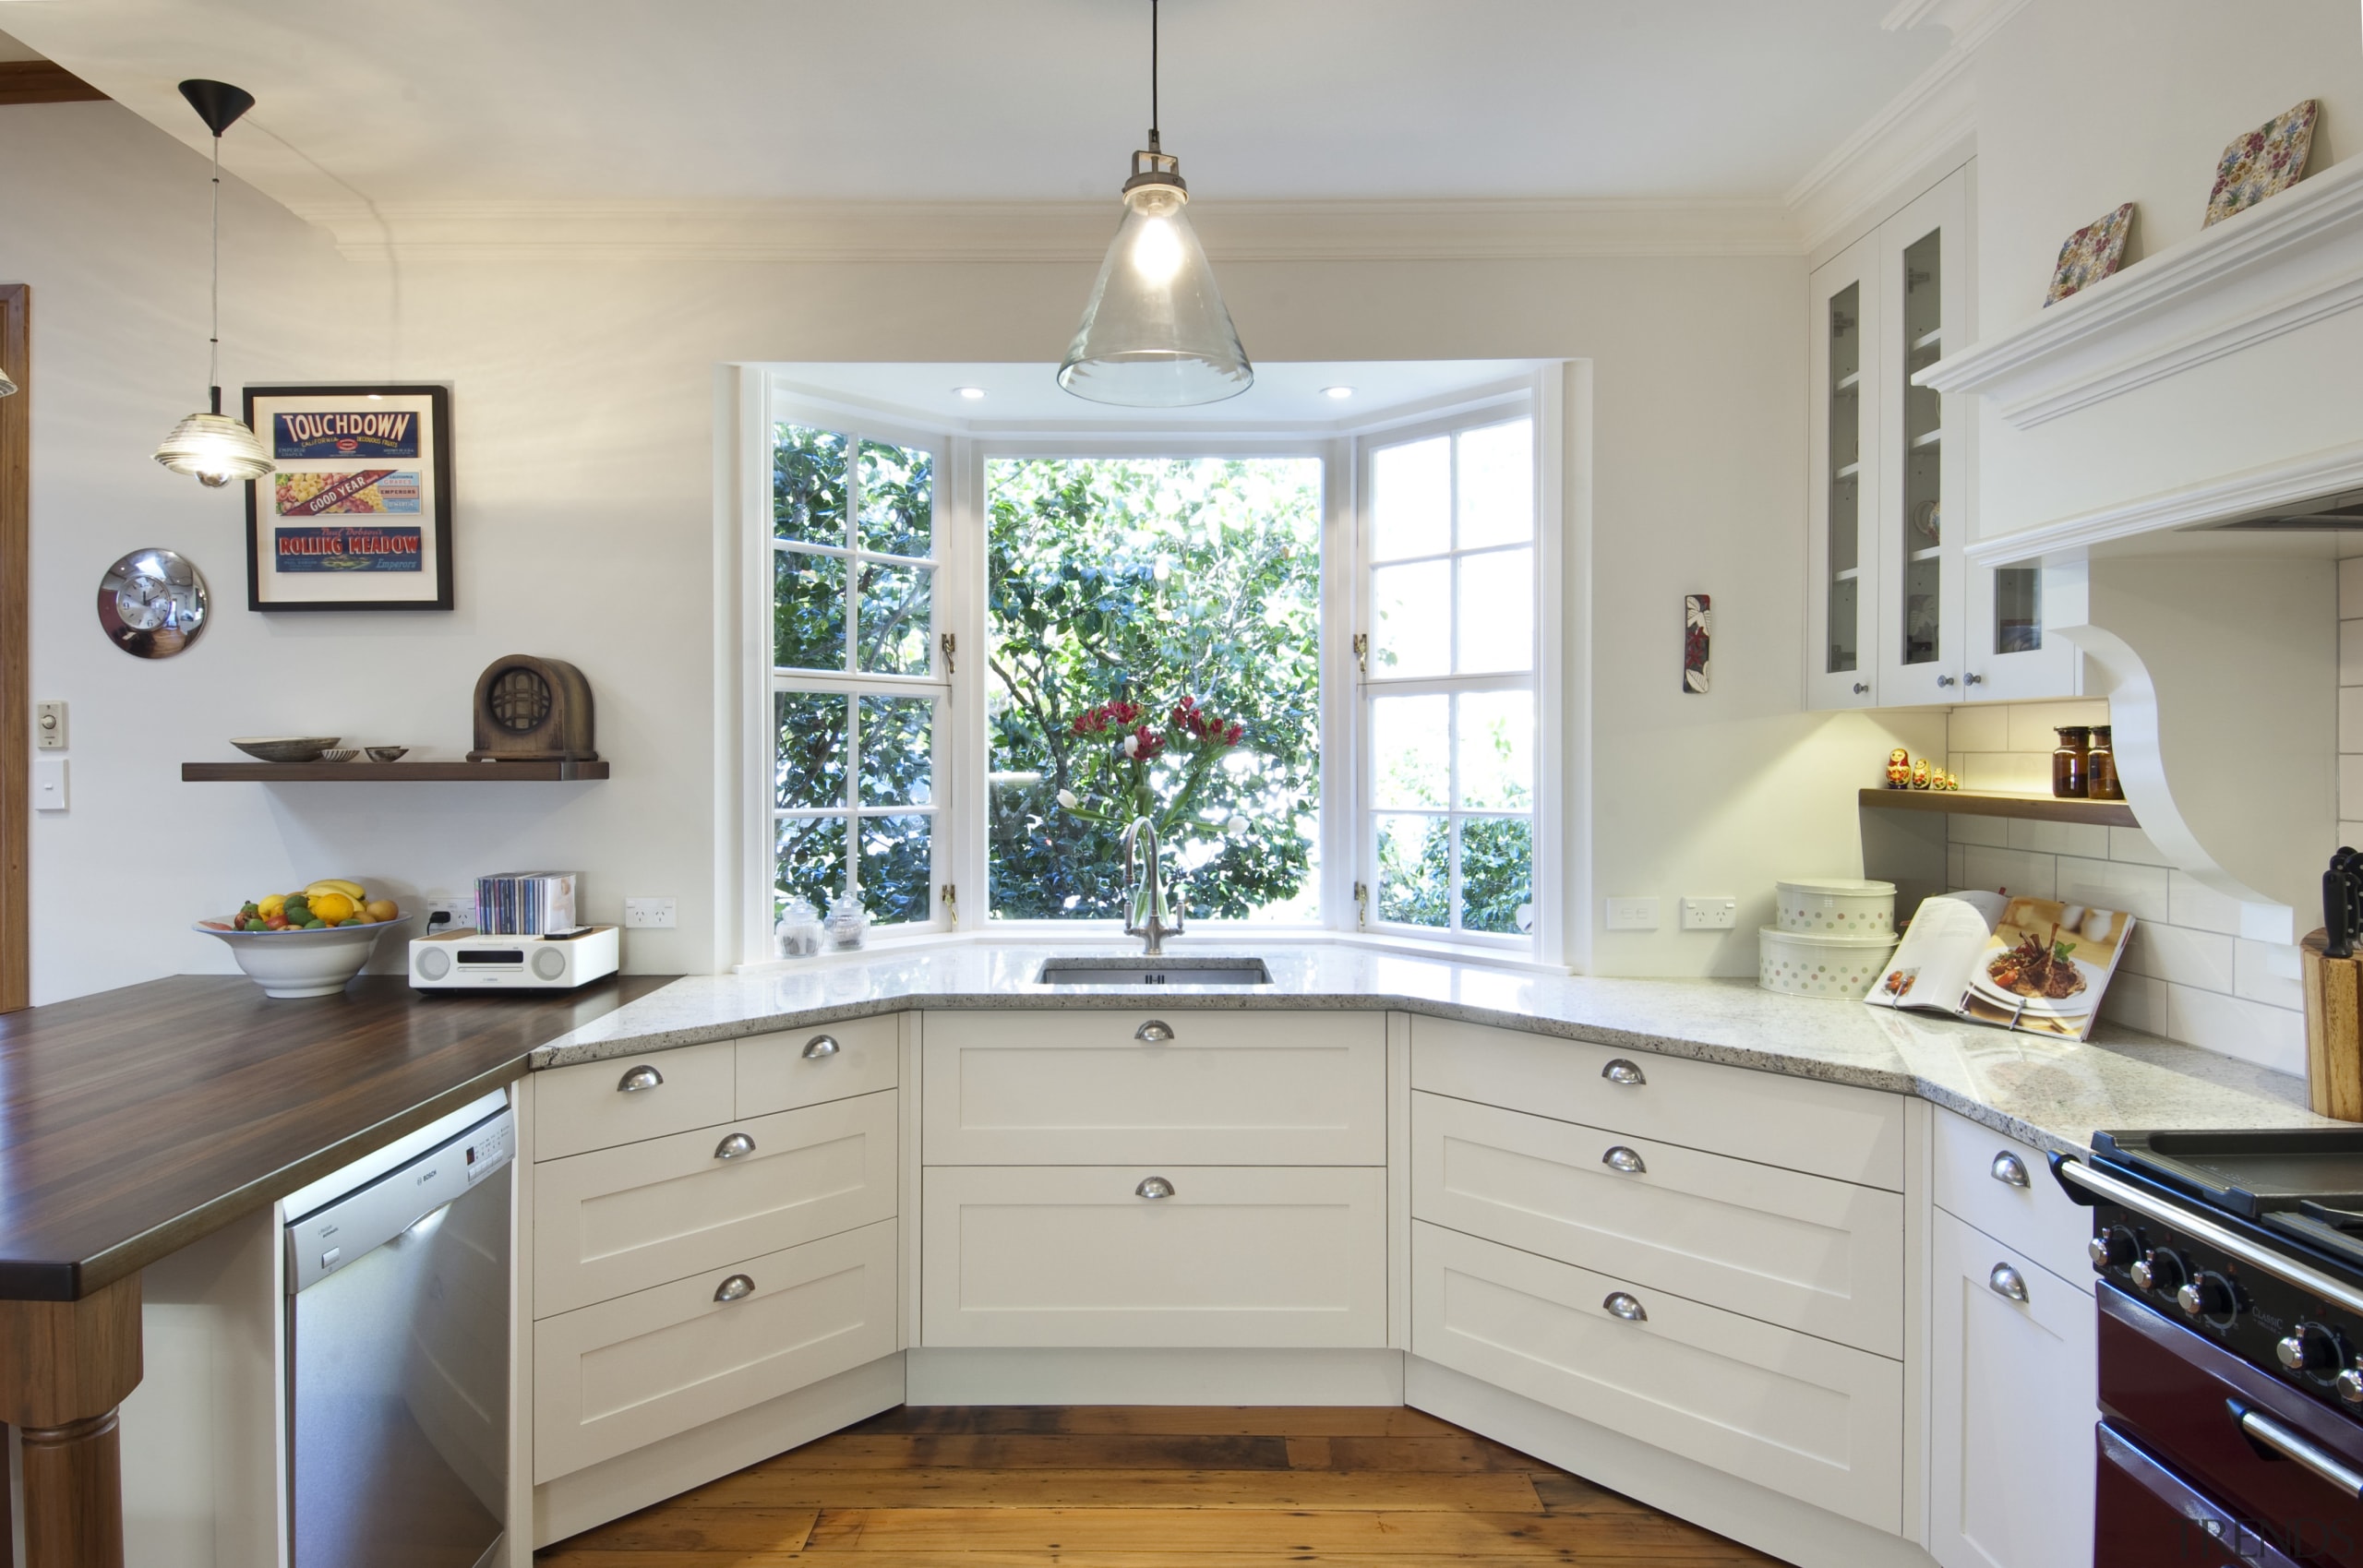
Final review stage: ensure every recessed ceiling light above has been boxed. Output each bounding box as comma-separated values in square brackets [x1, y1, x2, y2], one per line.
[1322, 386, 1355, 401]
[954, 387, 987, 401]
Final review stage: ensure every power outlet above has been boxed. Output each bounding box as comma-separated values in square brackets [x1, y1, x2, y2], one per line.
[1603, 896, 1660, 932]
[423, 898, 474, 934]
[1681, 896, 1739, 931]
[623, 897, 678, 929]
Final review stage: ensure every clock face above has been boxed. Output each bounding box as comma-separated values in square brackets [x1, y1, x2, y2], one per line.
[98, 550, 208, 657]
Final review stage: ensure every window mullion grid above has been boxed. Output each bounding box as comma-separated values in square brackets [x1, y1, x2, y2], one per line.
[844, 429, 863, 681]
[844, 688, 862, 897]
[1445, 427, 1464, 935]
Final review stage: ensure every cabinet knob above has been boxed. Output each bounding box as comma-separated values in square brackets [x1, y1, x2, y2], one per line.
[1989, 1151, 2031, 1188]
[1135, 1020, 1176, 1043]
[1601, 1146, 1647, 1175]
[1988, 1263, 2029, 1303]
[1853, 683, 1870, 695]
[1937, 675, 1958, 688]
[714, 1131, 757, 1160]
[1963, 672, 1985, 686]
[714, 1274, 756, 1303]
[1601, 1059, 1646, 1086]
[616, 1064, 664, 1093]
[802, 1033, 841, 1059]
[1135, 1176, 1176, 1200]
[1602, 1292, 1648, 1323]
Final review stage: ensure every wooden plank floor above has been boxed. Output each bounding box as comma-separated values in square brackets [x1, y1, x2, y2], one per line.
[537, 1406, 1790, 1567]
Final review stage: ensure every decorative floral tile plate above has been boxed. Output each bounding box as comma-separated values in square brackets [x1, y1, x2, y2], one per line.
[2045, 202, 2135, 305]
[2204, 99, 2318, 227]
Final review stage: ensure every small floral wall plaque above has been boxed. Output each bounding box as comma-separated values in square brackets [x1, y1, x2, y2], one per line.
[1684, 594, 1711, 694]
[2204, 100, 2318, 228]
[2045, 203, 2135, 305]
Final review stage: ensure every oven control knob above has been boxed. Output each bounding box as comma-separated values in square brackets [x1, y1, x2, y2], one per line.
[2087, 1227, 2138, 1272]
[2278, 1323, 2340, 1373]
[2337, 1367, 2363, 1406]
[2131, 1250, 2186, 1295]
[2176, 1271, 2236, 1321]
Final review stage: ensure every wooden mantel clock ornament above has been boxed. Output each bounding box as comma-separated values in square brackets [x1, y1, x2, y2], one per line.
[469, 655, 597, 763]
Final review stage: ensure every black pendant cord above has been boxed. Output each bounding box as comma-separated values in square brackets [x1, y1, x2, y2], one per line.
[208, 128, 222, 403]
[1148, 0, 1160, 153]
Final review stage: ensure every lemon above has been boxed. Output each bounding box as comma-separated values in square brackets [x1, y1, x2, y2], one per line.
[310, 892, 357, 923]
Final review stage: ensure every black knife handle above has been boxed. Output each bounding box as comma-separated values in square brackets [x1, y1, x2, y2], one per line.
[2330, 868, 2357, 959]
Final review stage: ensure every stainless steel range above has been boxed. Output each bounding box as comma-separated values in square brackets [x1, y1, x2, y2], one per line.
[2062, 1129, 2363, 1567]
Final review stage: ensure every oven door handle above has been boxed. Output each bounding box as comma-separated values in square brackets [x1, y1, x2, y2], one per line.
[2054, 1155, 2363, 1318]
[2231, 1401, 2363, 1502]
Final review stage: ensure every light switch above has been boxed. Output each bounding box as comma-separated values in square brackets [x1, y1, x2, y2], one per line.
[34, 700, 65, 750]
[34, 757, 66, 811]
[1604, 896, 1659, 931]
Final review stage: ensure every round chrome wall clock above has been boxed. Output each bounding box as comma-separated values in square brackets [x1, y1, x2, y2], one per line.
[98, 548, 209, 658]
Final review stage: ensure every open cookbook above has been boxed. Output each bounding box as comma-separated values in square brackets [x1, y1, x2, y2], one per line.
[1865, 890, 2134, 1041]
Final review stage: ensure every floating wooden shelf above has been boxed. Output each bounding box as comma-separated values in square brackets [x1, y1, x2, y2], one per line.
[183, 760, 609, 783]
[1859, 787, 2136, 828]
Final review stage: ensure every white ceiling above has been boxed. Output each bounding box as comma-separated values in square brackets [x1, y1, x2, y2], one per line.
[0, 1, 1949, 211]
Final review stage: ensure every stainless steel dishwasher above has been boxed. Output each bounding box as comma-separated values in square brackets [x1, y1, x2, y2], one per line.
[285, 1092, 515, 1568]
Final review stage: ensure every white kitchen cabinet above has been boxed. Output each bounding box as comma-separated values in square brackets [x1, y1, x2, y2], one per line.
[534, 1039, 737, 1161]
[1805, 162, 2079, 709]
[1926, 1209, 2096, 1568]
[1932, 1111, 2092, 1294]
[737, 1013, 899, 1118]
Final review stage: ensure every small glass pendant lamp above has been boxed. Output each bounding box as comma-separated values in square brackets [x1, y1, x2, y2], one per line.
[1058, 0, 1252, 407]
[153, 78, 272, 487]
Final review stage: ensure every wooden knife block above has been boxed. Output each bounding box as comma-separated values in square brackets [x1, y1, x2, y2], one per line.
[2302, 928, 2363, 1121]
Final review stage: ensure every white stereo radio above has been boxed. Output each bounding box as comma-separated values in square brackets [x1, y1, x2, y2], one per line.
[408, 926, 619, 990]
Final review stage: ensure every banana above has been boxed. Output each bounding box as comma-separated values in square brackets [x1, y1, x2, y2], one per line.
[306, 879, 366, 901]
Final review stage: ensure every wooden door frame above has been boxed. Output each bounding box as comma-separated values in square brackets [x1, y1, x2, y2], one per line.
[0, 285, 28, 1011]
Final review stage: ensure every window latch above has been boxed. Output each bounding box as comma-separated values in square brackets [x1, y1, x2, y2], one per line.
[942, 883, 958, 928]
[940, 632, 956, 675]
[1353, 881, 1369, 929]
[1351, 633, 1368, 676]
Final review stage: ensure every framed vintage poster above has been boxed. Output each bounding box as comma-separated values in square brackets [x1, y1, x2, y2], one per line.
[243, 384, 453, 610]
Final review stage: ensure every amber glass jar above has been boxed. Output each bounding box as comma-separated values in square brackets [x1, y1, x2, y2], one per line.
[2053, 726, 2091, 798]
[2087, 724, 2122, 801]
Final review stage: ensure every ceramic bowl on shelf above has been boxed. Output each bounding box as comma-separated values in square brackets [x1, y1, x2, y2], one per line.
[365, 747, 409, 763]
[319, 748, 358, 763]
[194, 914, 414, 998]
[231, 736, 340, 764]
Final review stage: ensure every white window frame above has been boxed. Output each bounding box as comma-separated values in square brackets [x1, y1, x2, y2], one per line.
[732, 367, 1564, 969]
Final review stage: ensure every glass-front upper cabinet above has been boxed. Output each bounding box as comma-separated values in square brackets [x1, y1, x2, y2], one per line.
[1806, 233, 1878, 710]
[1876, 171, 1967, 706]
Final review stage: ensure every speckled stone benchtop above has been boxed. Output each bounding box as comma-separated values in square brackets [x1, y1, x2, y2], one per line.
[529, 941, 2338, 1159]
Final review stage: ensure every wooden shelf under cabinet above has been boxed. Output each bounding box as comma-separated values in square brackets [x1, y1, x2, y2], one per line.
[183, 760, 610, 782]
[1858, 788, 2136, 828]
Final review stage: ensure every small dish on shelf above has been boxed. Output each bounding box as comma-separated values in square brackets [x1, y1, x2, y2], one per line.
[365, 747, 410, 763]
[231, 736, 339, 764]
[319, 748, 358, 763]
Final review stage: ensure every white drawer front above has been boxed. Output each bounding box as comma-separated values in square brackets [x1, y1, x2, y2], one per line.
[534, 1089, 897, 1317]
[923, 1010, 1386, 1166]
[923, 1165, 1386, 1348]
[1411, 1093, 1904, 1356]
[737, 1013, 898, 1119]
[533, 1218, 897, 1483]
[534, 1039, 736, 1162]
[1932, 1108, 2092, 1296]
[1410, 1015, 1905, 1190]
[1412, 1221, 1903, 1533]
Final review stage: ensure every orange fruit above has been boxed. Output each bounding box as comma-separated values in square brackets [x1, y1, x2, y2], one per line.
[310, 892, 356, 923]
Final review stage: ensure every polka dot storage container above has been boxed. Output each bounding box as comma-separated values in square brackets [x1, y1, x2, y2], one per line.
[1774, 878, 1897, 937]
[1757, 926, 1898, 999]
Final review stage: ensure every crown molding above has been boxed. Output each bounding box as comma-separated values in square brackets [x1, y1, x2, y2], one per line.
[1880, 0, 2037, 54]
[293, 195, 1801, 266]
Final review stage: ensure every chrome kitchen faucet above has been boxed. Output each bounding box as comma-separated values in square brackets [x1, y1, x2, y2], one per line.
[1120, 816, 1183, 956]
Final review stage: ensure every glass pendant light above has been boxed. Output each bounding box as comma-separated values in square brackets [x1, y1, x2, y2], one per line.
[154, 79, 271, 487]
[1059, 0, 1252, 407]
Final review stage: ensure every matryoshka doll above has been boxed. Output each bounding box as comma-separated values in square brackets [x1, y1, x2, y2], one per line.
[1911, 758, 1932, 790]
[1886, 748, 1912, 789]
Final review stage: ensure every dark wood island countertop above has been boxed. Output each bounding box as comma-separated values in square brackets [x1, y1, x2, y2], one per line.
[0, 973, 677, 1299]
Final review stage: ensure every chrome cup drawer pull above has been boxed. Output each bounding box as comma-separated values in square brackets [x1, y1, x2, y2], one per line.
[1135, 1019, 1176, 1043]
[1601, 1059, 1646, 1086]
[1601, 1146, 1647, 1175]
[714, 1131, 757, 1160]
[1135, 1176, 1176, 1200]
[1989, 1263, 2030, 1303]
[1990, 1151, 2031, 1188]
[616, 1064, 664, 1093]
[714, 1274, 756, 1303]
[1603, 1291, 1648, 1322]
[801, 1034, 841, 1059]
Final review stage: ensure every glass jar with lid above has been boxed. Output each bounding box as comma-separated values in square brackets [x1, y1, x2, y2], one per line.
[825, 892, 870, 951]
[2087, 724, 2122, 801]
[774, 895, 823, 959]
[2052, 726, 2091, 798]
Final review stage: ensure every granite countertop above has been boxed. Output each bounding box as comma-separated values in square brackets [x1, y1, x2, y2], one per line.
[529, 941, 2338, 1158]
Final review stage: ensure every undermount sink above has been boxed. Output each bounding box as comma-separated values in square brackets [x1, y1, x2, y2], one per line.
[1036, 956, 1273, 987]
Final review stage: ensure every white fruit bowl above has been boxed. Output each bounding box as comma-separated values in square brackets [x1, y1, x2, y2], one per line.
[194, 914, 414, 998]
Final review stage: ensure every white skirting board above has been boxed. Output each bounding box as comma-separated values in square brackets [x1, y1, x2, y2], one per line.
[1405, 1357, 1939, 1568]
[533, 1352, 905, 1549]
[905, 1347, 1407, 1406]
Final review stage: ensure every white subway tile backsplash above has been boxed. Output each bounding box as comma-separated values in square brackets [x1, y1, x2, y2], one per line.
[2009, 818, 2112, 857]
[2101, 972, 2170, 1035]
[2342, 755, 2363, 821]
[1947, 704, 2009, 753]
[2167, 984, 2307, 1077]
[2342, 554, 2363, 609]
[2108, 826, 2175, 868]
[2343, 619, 2363, 687]
[2343, 821, 2363, 850]
[1960, 845, 2056, 901]
[2055, 856, 2172, 924]
[2342, 687, 2363, 748]
[1955, 752, 2052, 795]
[1947, 844, 1964, 889]
[2170, 871, 2246, 936]
[2235, 939, 2305, 1011]
[2006, 700, 2110, 754]
[1947, 814, 2011, 848]
[2122, 923, 2236, 993]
